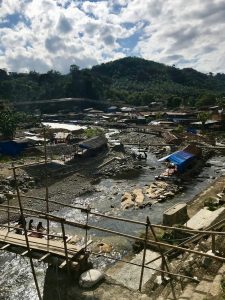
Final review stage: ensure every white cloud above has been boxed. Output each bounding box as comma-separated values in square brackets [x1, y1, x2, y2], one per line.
[0, 0, 224, 73]
[132, 0, 225, 73]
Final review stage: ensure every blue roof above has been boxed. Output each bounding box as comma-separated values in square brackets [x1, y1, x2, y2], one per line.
[158, 150, 195, 172]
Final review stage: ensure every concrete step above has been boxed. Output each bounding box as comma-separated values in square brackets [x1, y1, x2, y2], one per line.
[107, 250, 162, 291]
[178, 283, 196, 300]
[207, 263, 225, 299]
[191, 275, 214, 300]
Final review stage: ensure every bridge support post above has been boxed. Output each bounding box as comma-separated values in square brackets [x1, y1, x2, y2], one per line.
[60, 221, 70, 277]
[7, 196, 10, 233]
[148, 216, 176, 299]
[12, 163, 42, 300]
[139, 216, 149, 291]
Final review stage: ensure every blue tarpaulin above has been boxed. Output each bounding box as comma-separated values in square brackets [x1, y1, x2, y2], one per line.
[0, 141, 28, 156]
[158, 150, 195, 172]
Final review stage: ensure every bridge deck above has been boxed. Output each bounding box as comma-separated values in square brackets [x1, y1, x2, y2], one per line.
[0, 227, 84, 259]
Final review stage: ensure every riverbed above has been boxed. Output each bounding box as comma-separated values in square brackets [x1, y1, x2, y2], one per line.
[1, 133, 225, 299]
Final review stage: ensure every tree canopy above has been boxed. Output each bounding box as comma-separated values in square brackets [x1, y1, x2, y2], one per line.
[1, 57, 225, 107]
[0, 110, 18, 139]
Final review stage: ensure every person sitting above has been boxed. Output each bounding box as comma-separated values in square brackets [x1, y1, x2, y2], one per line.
[28, 219, 35, 231]
[37, 222, 46, 232]
[36, 222, 47, 238]
[15, 215, 26, 234]
[167, 163, 177, 176]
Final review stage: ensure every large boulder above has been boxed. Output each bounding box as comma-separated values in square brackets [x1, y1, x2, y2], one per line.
[79, 269, 104, 288]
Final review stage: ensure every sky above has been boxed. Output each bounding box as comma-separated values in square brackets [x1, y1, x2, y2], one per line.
[0, 0, 225, 74]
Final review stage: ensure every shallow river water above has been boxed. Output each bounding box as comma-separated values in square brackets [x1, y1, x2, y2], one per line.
[1, 133, 225, 299]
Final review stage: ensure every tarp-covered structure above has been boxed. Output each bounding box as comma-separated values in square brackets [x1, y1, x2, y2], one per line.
[0, 140, 29, 156]
[158, 150, 196, 172]
[79, 136, 107, 150]
[77, 135, 108, 157]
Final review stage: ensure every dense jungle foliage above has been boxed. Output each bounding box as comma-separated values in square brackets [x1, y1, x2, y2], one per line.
[1, 57, 225, 108]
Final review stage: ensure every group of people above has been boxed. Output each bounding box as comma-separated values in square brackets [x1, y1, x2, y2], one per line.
[160, 162, 178, 178]
[15, 215, 46, 237]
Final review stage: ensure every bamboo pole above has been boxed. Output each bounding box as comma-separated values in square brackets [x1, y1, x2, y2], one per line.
[139, 217, 149, 291]
[91, 251, 199, 283]
[43, 127, 50, 242]
[1, 202, 225, 263]
[87, 223, 225, 263]
[84, 205, 90, 252]
[145, 216, 225, 266]
[212, 234, 216, 254]
[12, 164, 42, 300]
[148, 217, 176, 299]
[61, 220, 70, 287]
[9, 161, 49, 169]
[12, 193, 225, 236]
[7, 196, 10, 233]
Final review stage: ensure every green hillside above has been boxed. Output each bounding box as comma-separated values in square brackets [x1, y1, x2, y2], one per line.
[1, 56, 225, 107]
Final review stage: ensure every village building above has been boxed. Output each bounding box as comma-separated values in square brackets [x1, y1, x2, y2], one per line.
[75, 135, 108, 157]
[165, 111, 197, 125]
[53, 132, 71, 144]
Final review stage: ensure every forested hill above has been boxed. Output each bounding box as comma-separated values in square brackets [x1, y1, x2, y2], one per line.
[1, 56, 225, 107]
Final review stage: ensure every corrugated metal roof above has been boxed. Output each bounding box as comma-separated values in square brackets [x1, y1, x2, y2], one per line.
[159, 150, 194, 163]
[42, 122, 87, 132]
[158, 150, 195, 172]
[167, 151, 194, 165]
[79, 136, 108, 150]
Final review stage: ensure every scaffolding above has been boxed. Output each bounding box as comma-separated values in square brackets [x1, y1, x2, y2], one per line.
[1, 152, 225, 299]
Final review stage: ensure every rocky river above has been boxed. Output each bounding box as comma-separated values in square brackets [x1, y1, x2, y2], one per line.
[1, 129, 225, 299]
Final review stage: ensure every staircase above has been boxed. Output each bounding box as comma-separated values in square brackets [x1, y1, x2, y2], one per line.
[152, 264, 225, 300]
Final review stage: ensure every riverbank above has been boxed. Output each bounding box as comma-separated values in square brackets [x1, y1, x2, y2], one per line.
[1, 129, 225, 300]
[188, 174, 225, 218]
[0, 144, 140, 223]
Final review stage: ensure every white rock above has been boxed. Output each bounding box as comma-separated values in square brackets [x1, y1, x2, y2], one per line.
[79, 269, 104, 288]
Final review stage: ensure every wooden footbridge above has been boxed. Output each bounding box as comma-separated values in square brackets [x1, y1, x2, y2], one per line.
[0, 226, 91, 268]
[2, 158, 225, 299]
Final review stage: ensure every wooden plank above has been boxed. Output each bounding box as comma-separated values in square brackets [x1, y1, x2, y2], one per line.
[70, 240, 93, 259]
[59, 260, 77, 269]
[38, 253, 50, 262]
[59, 260, 67, 269]
[21, 250, 29, 256]
[66, 236, 72, 243]
[1, 244, 10, 250]
[0, 229, 86, 259]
